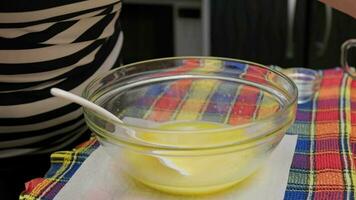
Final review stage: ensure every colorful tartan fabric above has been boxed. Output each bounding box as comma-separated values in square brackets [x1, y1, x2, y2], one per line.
[284, 68, 356, 200]
[20, 68, 356, 200]
[20, 139, 99, 200]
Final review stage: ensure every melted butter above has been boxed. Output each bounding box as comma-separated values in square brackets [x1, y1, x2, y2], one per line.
[120, 121, 263, 195]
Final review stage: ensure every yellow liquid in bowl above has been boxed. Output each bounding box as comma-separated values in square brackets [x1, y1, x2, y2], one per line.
[120, 121, 266, 195]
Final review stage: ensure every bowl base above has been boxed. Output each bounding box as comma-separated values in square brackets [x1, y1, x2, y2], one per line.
[135, 178, 246, 195]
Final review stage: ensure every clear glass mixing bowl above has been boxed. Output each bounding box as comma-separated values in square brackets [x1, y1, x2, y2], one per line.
[82, 57, 298, 195]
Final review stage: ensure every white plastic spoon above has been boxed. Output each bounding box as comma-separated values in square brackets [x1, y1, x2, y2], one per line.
[50, 89, 217, 175]
[50, 88, 123, 123]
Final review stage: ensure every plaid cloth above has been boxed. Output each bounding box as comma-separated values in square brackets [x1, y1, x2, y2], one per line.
[284, 69, 356, 200]
[20, 67, 356, 200]
[20, 139, 99, 200]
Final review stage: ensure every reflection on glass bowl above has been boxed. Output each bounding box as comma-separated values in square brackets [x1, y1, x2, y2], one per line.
[82, 57, 298, 195]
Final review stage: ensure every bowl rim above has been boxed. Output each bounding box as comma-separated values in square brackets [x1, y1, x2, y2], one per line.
[82, 56, 298, 147]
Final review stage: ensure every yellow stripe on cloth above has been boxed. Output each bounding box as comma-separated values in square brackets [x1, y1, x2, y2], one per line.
[174, 60, 223, 121]
[175, 80, 219, 121]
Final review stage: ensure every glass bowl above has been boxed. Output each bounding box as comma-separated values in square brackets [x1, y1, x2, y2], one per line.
[82, 57, 298, 195]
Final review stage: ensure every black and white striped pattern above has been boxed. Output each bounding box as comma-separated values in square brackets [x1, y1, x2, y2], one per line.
[0, 0, 123, 158]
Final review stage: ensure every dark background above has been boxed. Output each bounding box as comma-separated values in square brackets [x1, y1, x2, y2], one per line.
[120, 0, 356, 69]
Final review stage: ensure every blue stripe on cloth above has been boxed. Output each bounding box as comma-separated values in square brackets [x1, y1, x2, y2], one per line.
[284, 191, 308, 199]
[201, 82, 239, 123]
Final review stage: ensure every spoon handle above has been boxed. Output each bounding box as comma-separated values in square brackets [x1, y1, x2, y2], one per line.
[50, 88, 123, 123]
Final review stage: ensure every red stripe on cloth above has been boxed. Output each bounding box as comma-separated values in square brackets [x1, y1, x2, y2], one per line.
[315, 153, 343, 170]
[228, 66, 267, 125]
[245, 64, 270, 77]
[241, 64, 270, 85]
[228, 86, 260, 125]
[147, 79, 192, 122]
[24, 178, 46, 194]
[314, 70, 345, 199]
[316, 71, 343, 123]
[314, 191, 344, 200]
[350, 78, 356, 169]
[316, 110, 340, 121]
